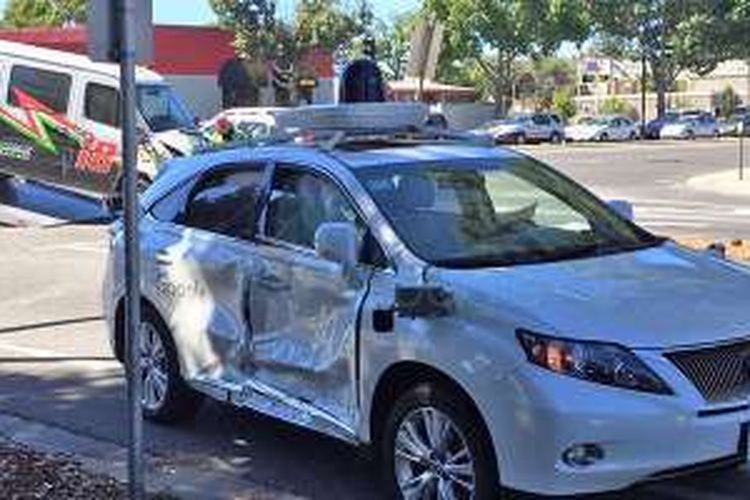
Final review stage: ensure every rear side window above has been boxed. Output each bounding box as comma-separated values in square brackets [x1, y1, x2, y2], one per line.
[8, 65, 71, 113]
[85, 83, 121, 127]
[180, 166, 266, 239]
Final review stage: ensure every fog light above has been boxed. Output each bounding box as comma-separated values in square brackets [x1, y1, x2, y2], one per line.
[562, 444, 605, 467]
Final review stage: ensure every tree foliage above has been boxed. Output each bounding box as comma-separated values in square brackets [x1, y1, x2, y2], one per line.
[210, 0, 280, 59]
[425, 0, 590, 114]
[590, 1, 750, 117]
[2, 0, 86, 27]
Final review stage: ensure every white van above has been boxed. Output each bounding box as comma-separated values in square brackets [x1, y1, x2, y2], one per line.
[0, 40, 199, 199]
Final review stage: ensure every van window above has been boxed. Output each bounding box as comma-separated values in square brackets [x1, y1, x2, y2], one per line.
[8, 65, 71, 114]
[85, 83, 121, 128]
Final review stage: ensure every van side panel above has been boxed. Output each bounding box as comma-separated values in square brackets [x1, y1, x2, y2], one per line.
[0, 55, 120, 195]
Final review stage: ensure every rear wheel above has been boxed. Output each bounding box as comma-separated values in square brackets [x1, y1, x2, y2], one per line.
[138, 308, 203, 424]
[599, 133, 609, 142]
[514, 133, 526, 145]
[381, 382, 500, 500]
[550, 132, 563, 144]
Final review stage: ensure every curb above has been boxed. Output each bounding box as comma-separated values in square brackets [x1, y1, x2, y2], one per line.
[0, 411, 303, 499]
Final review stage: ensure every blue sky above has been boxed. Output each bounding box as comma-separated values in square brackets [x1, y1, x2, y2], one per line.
[0, 1, 420, 25]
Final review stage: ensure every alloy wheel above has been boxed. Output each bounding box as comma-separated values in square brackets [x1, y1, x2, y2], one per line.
[140, 321, 169, 411]
[394, 407, 476, 500]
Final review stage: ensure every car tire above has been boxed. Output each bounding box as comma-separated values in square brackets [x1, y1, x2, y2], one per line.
[629, 131, 637, 140]
[599, 133, 609, 142]
[138, 308, 203, 424]
[381, 381, 501, 500]
[686, 130, 695, 140]
[515, 133, 526, 145]
[550, 132, 562, 144]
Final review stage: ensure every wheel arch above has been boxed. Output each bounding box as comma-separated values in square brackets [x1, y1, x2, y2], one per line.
[368, 361, 497, 462]
[113, 296, 168, 364]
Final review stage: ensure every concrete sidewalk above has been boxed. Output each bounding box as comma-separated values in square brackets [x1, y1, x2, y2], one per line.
[687, 169, 750, 198]
[0, 411, 302, 500]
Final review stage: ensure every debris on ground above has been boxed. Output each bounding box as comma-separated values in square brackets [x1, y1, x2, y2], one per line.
[0, 441, 176, 500]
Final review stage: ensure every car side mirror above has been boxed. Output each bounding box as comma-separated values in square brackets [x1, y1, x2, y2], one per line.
[315, 222, 358, 268]
[608, 199, 634, 222]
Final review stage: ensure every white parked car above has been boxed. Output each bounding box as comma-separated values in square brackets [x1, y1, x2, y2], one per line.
[565, 115, 639, 142]
[660, 114, 720, 139]
[471, 112, 565, 144]
[201, 107, 284, 142]
[105, 104, 750, 499]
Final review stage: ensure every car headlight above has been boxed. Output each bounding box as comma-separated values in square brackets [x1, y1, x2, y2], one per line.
[517, 330, 673, 395]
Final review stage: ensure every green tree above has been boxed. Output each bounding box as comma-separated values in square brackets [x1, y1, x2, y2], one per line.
[712, 85, 741, 118]
[552, 89, 576, 121]
[425, 0, 590, 114]
[210, 0, 279, 59]
[375, 12, 418, 81]
[295, 0, 368, 55]
[590, 1, 750, 118]
[2, 0, 85, 27]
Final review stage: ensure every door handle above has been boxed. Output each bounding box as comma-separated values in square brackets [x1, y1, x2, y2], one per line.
[257, 274, 291, 292]
[155, 251, 173, 267]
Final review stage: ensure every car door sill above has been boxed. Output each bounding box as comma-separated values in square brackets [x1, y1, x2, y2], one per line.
[190, 376, 359, 445]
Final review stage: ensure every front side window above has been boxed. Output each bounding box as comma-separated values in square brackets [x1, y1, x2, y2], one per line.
[179, 167, 266, 239]
[356, 159, 660, 268]
[85, 83, 121, 128]
[8, 65, 71, 113]
[137, 84, 195, 133]
[265, 167, 361, 248]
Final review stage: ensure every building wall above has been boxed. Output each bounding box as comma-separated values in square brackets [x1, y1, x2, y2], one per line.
[163, 74, 222, 120]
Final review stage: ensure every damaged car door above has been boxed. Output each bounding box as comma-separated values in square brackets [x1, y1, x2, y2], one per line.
[146, 163, 268, 384]
[248, 164, 370, 434]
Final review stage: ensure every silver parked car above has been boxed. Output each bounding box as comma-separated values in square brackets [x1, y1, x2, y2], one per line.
[105, 105, 750, 499]
[471, 112, 564, 144]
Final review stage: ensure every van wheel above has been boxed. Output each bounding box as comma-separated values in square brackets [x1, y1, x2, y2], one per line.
[381, 382, 500, 500]
[138, 308, 203, 424]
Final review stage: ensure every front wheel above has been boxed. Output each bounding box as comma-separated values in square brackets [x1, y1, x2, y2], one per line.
[550, 132, 563, 144]
[381, 382, 500, 500]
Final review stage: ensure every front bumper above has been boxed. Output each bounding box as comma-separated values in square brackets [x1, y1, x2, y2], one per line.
[491, 362, 750, 495]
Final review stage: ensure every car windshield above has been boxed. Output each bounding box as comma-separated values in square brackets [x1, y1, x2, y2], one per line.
[478, 116, 527, 130]
[356, 159, 662, 268]
[137, 84, 196, 133]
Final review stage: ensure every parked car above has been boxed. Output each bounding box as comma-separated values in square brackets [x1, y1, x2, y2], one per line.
[106, 103, 750, 499]
[660, 114, 719, 139]
[565, 115, 638, 142]
[643, 111, 681, 139]
[471, 112, 564, 144]
[718, 114, 750, 137]
[0, 40, 199, 200]
[201, 107, 283, 143]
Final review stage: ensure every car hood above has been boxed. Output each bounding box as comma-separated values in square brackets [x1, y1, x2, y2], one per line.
[428, 243, 750, 349]
[489, 124, 523, 136]
[565, 124, 602, 137]
[661, 123, 688, 133]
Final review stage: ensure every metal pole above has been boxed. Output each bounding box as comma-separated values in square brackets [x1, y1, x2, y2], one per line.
[641, 52, 647, 139]
[740, 132, 745, 181]
[119, 0, 144, 498]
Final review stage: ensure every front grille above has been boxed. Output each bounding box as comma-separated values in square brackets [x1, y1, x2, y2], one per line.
[666, 340, 750, 403]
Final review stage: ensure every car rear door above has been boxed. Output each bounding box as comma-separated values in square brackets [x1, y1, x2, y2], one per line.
[247, 162, 373, 432]
[145, 162, 269, 383]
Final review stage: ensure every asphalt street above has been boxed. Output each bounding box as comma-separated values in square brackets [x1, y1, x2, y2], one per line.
[0, 140, 749, 499]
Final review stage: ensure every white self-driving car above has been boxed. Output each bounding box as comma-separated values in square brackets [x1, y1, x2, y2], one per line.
[104, 104, 750, 499]
[660, 113, 720, 139]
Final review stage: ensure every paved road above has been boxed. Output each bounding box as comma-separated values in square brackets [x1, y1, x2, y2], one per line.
[519, 139, 750, 240]
[0, 141, 749, 499]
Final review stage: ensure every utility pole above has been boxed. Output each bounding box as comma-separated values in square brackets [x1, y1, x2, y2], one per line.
[88, 2, 152, 498]
[119, 0, 144, 497]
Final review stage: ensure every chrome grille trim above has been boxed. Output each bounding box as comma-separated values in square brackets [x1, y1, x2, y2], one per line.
[665, 340, 750, 403]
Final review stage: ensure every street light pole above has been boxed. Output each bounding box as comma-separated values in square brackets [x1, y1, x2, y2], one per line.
[119, 0, 144, 498]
